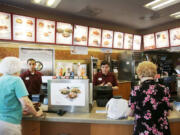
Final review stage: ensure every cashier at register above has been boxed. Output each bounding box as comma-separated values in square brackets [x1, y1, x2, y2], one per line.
[93, 60, 119, 90]
[20, 58, 42, 96]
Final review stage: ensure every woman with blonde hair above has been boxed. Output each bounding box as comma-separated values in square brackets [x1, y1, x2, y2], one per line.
[128, 61, 171, 135]
[0, 57, 43, 135]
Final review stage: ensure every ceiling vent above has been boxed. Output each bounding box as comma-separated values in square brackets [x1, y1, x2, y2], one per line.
[140, 13, 160, 21]
[77, 6, 102, 17]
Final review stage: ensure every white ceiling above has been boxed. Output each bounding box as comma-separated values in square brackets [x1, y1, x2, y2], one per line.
[0, 0, 180, 30]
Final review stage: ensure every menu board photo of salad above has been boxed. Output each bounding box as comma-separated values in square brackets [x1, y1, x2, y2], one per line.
[73, 25, 88, 46]
[170, 27, 180, 47]
[124, 33, 133, 49]
[56, 22, 73, 45]
[113, 32, 124, 49]
[0, 12, 11, 40]
[36, 19, 55, 43]
[155, 30, 169, 48]
[133, 35, 141, 50]
[13, 15, 35, 42]
[88, 27, 101, 47]
[102, 30, 113, 48]
[143, 34, 156, 50]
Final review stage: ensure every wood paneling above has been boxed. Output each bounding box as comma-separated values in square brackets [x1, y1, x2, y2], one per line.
[90, 124, 133, 135]
[113, 82, 131, 100]
[22, 120, 40, 135]
[0, 47, 19, 58]
[169, 122, 180, 135]
[40, 121, 90, 135]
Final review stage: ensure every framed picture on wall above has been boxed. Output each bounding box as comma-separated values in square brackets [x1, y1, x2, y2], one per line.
[143, 34, 156, 50]
[124, 33, 133, 49]
[155, 30, 169, 48]
[113, 31, 124, 49]
[102, 29, 113, 48]
[133, 35, 141, 51]
[56, 22, 73, 45]
[36, 19, 55, 43]
[13, 14, 35, 42]
[0, 12, 11, 40]
[73, 25, 88, 46]
[88, 27, 101, 47]
[170, 27, 180, 47]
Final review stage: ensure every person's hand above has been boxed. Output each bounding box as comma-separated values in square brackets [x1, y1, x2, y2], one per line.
[35, 109, 43, 117]
[106, 82, 112, 86]
[23, 110, 30, 115]
[99, 82, 105, 86]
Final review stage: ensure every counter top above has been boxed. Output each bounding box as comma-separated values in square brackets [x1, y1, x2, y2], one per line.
[23, 106, 180, 125]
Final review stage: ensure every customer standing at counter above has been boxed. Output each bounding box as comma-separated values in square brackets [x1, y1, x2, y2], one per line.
[0, 57, 43, 135]
[93, 60, 118, 90]
[20, 58, 42, 96]
[128, 61, 171, 135]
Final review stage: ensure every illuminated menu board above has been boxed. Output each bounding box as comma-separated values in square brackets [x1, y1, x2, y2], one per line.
[113, 32, 124, 49]
[102, 30, 113, 48]
[88, 27, 101, 47]
[143, 34, 155, 50]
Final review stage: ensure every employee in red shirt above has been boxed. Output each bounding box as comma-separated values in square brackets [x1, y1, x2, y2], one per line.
[93, 60, 119, 90]
[20, 58, 42, 95]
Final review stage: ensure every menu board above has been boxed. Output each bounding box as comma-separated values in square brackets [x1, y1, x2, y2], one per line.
[143, 34, 155, 50]
[36, 19, 55, 43]
[113, 32, 124, 49]
[133, 35, 141, 50]
[155, 31, 169, 48]
[56, 22, 73, 45]
[0, 12, 11, 40]
[73, 25, 88, 46]
[13, 15, 35, 42]
[124, 33, 133, 49]
[102, 30, 113, 48]
[88, 27, 101, 47]
[170, 27, 180, 47]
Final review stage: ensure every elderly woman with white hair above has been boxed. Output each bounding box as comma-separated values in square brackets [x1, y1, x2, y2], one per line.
[0, 57, 43, 135]
[128, 61, 171, 135]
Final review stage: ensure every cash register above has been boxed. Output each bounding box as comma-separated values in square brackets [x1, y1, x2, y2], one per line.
[94, 86, 113, 107]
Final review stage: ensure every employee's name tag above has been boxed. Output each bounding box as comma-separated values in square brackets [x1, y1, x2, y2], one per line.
[25, 77, 29, 80]
[98, 78, 102, 81]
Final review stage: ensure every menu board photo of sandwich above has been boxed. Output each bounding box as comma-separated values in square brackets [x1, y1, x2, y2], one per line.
[0, 12, 11, 40]
[133, 35, 141, 50]
[124, 33, 133, 49]
[102, 30, 113, 48]
[143, 34, 155, 50]
[56, 22, 73, 45]
[88, 27, 101, 47]
[73, 25, 88, 46]
[36, 19, 55, 43]
[113, 32, 124, 49]
[13, 15, 35, 42]
[170, 27, 180, 47]
[155, 30, 169, 48]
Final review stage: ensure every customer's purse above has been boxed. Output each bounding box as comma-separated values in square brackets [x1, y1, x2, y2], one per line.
[106, 98, 130, 119]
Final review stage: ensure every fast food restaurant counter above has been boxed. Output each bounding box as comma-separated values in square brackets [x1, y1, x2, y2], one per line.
[22, 105, 180, 135]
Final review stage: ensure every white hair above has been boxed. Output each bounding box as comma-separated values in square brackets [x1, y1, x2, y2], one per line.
[0, 57, 21, 75]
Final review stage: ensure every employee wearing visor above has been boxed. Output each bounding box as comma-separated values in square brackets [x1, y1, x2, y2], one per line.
[93, 60, 119, 91]
[20, 58, 42, 96]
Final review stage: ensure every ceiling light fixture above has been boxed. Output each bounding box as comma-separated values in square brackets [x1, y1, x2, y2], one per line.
[31, 0, 61, 8]
[170, 11, 180, 19]
[144, 0, 180, 11]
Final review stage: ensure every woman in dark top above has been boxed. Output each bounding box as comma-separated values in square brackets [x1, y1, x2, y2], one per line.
[129, 61, 171, 135]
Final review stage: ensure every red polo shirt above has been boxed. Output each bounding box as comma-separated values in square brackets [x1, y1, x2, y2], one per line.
[20, 70, 42, 94]
[93, 72, 118, 86]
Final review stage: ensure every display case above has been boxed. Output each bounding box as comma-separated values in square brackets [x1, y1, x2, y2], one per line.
[48, 79, 90, 113]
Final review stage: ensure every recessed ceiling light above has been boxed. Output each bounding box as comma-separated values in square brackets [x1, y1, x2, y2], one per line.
[170, 11, 180, 19]
[144, 0, 180, 11]
[31, 0, 61, 8]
